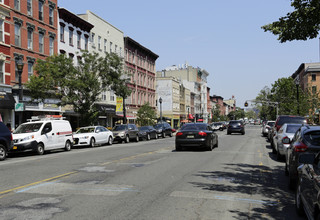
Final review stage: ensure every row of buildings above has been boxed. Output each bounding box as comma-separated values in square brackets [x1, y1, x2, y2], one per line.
[0, 0, 235, 129]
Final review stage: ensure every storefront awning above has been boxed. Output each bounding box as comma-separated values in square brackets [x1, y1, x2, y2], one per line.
[197, 119, 204, 122]
[188, 114, 194, 119]
[0, 93, 15, 109]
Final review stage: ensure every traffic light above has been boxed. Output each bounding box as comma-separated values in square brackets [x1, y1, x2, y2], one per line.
[244, 101, 248, 107]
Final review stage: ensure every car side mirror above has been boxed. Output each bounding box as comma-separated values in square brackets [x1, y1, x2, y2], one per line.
[298, 154, 315, 164]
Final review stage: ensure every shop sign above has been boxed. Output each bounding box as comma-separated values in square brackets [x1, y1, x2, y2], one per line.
[15, 103, 25, 112]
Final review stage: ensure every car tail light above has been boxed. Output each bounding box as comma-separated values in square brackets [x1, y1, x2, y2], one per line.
[176, 132, 183, 136]
[294, 142, 308, 152]
[10, 134, 13, 141]
[282, 136, 290, 144]
[198, 131, 207, 136]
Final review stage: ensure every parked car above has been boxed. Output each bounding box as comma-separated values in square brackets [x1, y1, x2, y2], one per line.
[285, 125, 320, 189]
[154, 122, 173, 138]
[270, 115, 307, 153]
[211, 122, 224, 131]
[0, 121, 13, 161]
[73, 126, 113, 147]
[261, 120, 275, 137]
[175, 123, 218, 151]
[227, 120, 245, 135]
[138, 126, 158, 141]
[11, 115, 73, 155]
[112, 124, 139, 143]
[295, 153, 320, 219]
[273, 123, 302, 161]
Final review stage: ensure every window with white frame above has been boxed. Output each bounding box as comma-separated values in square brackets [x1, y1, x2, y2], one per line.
[49, 36, 54, 56]
[39, 32, 44, 53]
[110, 90, 115, 101]
[27, 28, 33, 50]
[0, 20, 3, 42]
[60, 24, 65, 42]
[115, 45, 117, 54]
[69, 28, 73, 46]
[38, 0, 44, 20]
[98, 36, 101, 50]
[91, 32, 95, 47]
[14, 0, 20, 10]
[49, 6, 54, 25]
[84, 35, 88, 50]
[110, 42, 112, 53]
[101, 91, 106, 101]
[0, 61, 4, 84]
[28, 61, 33, 80]
[77, 32, 81, 49]
[27, 0, 32, 16]
[104, 39, 107, 52]
[119, 47, 122, 57]
[14, 23, 21, 46]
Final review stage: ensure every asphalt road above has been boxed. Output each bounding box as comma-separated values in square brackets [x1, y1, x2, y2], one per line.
[0, 125, 306, 220]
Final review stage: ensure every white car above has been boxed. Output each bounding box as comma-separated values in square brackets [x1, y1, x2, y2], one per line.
[73, 126, 113, 147]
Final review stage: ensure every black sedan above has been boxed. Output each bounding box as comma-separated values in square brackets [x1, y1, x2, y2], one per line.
[138, 126, 158, 141]
[227, 120, 245, 135]
[175, 123, 218, 151]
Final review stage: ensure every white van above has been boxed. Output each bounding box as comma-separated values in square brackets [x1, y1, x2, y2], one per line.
[11, 115, 73, 155]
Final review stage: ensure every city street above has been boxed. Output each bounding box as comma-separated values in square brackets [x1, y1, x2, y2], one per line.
[0, 125, 305, 220]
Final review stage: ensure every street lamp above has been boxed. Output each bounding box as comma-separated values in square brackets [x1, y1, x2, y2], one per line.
[159, 97, 162, 123]
[187, 106, 190, 122]
[16, 59, 24, 102]
[295, 77, 300, 115]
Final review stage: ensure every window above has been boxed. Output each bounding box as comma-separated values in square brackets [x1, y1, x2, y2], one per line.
[49, 6, 54, 25]
[27, 0, 32, 16]
[39, 32, 44, 53]
[312, 74, 316, 81]
[77, 32, 81, 49]
[119, 47, 122, 57]
[84, 35, 88, 50]
[91, 33, 95, 47]
[104, 39, 107, 52]
[15, 23, 21, 46]
[101, 91, 106, 101]
[39, 0, 44, 21]
[27, 28, 33, 50]
[312, 86, 317, 94]
[98, 36, 101, 50]
[60, 25, 64, 42]
[110, 91, 115, 101]
[49, 36, 54, 55]
[28, 61, 33, 80]
[115, 45, 117, 54]
[0, 61, 3, 84]
[69, 28, 73, 46]
[0, 20, 3, 42]
[110, 42, 112, 53]
[14, 0, 20, 10]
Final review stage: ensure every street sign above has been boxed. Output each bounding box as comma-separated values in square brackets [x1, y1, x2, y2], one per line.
[15, 103, 25, 112]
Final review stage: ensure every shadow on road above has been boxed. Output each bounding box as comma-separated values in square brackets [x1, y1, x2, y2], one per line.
[190, 163, 306, 220]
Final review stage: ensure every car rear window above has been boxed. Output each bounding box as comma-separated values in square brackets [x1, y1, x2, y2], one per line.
[304, 131, 320, 145]
[277, 116, 306, 126]
[229, 121, 241, 125]
[286, 125, 301, 133]
[267, 122, 275, 126]
[181, 124, 207, 131]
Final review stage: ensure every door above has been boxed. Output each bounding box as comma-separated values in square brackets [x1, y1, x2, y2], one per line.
[41, 122, 55, 149]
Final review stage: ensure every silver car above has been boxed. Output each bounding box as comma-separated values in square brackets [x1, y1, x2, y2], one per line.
[274, 123, 302, 161]
[261, 121, 275, 137]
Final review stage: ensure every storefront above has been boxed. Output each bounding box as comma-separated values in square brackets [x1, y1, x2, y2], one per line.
[0, 85, 15, 129]
[96, 104, 116, 129]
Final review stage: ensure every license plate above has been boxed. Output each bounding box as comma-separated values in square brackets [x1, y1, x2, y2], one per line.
[13, 146, 17, 150]
[187, 135, 194, 139]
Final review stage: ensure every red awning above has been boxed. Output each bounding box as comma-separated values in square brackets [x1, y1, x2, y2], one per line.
[188, 114, 194, 119]
[197, 119, 204, 122]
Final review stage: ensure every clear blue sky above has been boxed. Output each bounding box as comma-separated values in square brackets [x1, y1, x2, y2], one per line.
[59, 0, 319, 107]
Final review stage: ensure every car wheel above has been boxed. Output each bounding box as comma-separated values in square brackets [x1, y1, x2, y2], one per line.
[0, 144, 7, 161]
[272, 143, 276, 154]
[155, 134, 158, 139]
[162, 132, 165, 138]
[175, 144, 182, 151]
[135, 135, 139, 142]
[36, 143, 44, 155]
[276, 146, 282, 161]
[207, 140, 213, 151]
[227, 132, 231, 135]
[107, 136, 113, 145]
[295, 183, 305, 216]
[285, 162, 289, 176]
[90, 138, 95, 148]
[147, 134, 150, 141]
[242, 132, 245, 135]
[289, 168, 297, 190]
[214, 140, 218, 148]
[65, 140, 71, 151]
[125, 135, 130, 143]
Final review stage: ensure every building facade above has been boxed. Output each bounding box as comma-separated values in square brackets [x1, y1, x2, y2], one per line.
[9, 0, 59, 128]
[78, 10, 124, 127]
[124, 36, 158, 124]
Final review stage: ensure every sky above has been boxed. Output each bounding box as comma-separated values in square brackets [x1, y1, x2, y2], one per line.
[58, 0, 319, 107]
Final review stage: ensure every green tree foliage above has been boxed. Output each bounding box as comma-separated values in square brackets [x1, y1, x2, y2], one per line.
[136, 103, 157, 126]
[227, 108, 245, 120]
[245, 110, 257, 120]
[212, 104, 221, 122]
[262, 0, 320, 42]
[26, 51, 126, 126]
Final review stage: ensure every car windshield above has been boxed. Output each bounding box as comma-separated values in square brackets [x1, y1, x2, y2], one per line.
[180, 124, 207, 131]
[267, 122, 275, 126]
[154, 124, 164, 129]
[13, 123, 43, 134]
[286, 125, 301, 133]
[139, 127, 149, 131]
[304, 131, 320, 145]
[113, 125, 128, 131]
[76, 127, 95, 133]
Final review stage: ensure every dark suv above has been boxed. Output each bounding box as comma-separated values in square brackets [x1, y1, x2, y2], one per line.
[154, 122, 173, 138]
[112, 124, 139, 143]
[271, 115, 306, 153]
[0, 122, 13, 161]
[286, 125, 320, 189]
[227, 120, 245, 135]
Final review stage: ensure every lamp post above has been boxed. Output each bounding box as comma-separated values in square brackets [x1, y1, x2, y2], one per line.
[16, 59, 24, 125]
[295, 77, 300, 115]
[159, 97, 162, 123]
[187, 106, 190, 122]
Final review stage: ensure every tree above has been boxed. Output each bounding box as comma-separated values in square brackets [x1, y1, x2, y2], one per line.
[136, 103, 157, 126]
[227, 108, 245, 120]
[212, 104, 221, 122]
[262, 0, 320, 42]
[26, 51, 126, 126]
